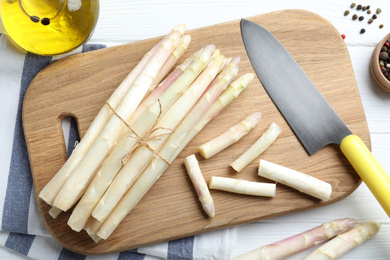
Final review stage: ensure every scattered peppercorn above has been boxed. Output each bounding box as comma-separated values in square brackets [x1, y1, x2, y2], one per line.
[344, 10, 350, 16]
[363, 6, 367, 11]
[379, 24, 384, 29]
[368, 18, 373, 24]
[367, 5, 370, 9]
[376, 8, 382, 14]
[367, 10, 371, 14]
[382, 46, 388, 52]
[372, 14, 377, 19]
[360, 28, 366, 34]
[357, 4, 362, 10]
[341, 34, 346, 39]
[359, 16, 364, 21]
[352, 14, 358, 20]
[351, 3, 356, 8]
[386, 42, 390, 48]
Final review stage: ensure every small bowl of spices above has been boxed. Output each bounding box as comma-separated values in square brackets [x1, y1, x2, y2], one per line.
[370, 33, 390, 92]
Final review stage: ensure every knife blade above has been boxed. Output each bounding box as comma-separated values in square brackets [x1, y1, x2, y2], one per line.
[240, 18, 390, 217]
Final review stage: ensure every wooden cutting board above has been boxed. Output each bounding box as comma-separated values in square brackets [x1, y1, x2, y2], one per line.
[23, 10, 368, 255]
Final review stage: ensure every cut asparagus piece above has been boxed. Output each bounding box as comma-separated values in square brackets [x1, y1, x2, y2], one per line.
[53, 30, 182, 212]
[94, 61, 240, 240]
[199, 112, 262, 159]
[231, 122, 282, 172]
[38, 27, 174, 206]
[184, 154, 215, 218]
[258, 160, 332, 201]
[303, 221, 381, 260]
[209, 176, 275, 197]
[67, 47, 213, 232]
[232, 218, 358, 260]
[92, 54, 227, 222]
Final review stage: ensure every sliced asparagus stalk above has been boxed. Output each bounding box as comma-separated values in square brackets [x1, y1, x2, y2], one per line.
[53, 30, 182, 212]
[231, 122, 282, 172]
[199, 112, 262, 159]
[38, 27, 177, 206]
[303, 221, 381, 260]
[148, 34, 191, 96]
[184, 154, 215, 218]
[232, 218, 358, 260]
[91, 54, 227, 222]
[258, 160, 332, 201]
[209, 176, 275, 197]
[67, 47, 213, 231]
[94, 62, 239, 240]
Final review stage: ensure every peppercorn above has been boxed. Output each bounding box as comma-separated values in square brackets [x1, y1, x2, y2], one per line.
[357, 4, 362, 10]
[352, 14, 358, 20]
[386, 42, 390, 48]
[379, 24, 384, 29]
[367, 10, 371, 14]
[30, 16, 39, 23]
[351, 3, 356, 8]
[341, 34, 346, 39]
[373, 14, 377, 19]
[380, 61, 385, 67]
[376, 8, 382, 14]
[363, 6, 367, 11]
[41, 18, 50, 26]
[380, 52, 389, 61]
[368, 19, 373, 24]
[359, 16, 364, 21]
[367, 5, 370, 9]
[344, 10, 350, 16]
[387, 64, 390, 69]
[382, 46, 388, 52]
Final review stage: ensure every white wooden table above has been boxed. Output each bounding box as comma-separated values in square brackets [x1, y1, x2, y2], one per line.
[1, 0, 390, 259]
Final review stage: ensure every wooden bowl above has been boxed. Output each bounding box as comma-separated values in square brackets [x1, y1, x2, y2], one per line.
[370, 32, 390, 92]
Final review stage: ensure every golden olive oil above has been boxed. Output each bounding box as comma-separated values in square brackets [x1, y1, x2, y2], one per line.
[0, 0, 99, 55]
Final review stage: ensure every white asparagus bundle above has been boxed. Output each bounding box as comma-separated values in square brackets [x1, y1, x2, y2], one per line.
[258, 160, 332, 201]
[199, 112, 262, 159]
[67, 46, 214, 231]
[94, 61, 241, 240]
[52, 30, 182, 211]
[231, 122, 282, 172]
[184, 155, 215, 218]
[92, 54, 227, 222]
[303, 221, 381, 260]
[232, 218, 358, 260]
[148, 34, 192, 96]
[39, 25, 186, 206]
[209, 176, 276, 197]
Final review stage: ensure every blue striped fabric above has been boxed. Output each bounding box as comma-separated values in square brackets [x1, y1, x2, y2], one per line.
[0, 35, 236, 260]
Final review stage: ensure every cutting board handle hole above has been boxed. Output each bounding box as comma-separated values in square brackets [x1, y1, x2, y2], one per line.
[61, 115, 80, 157]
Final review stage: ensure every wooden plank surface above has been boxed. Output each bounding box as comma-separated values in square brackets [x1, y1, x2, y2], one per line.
[22, 10, 369, 255]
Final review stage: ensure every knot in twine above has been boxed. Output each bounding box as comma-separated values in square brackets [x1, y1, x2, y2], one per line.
[106, 100, 174, 166]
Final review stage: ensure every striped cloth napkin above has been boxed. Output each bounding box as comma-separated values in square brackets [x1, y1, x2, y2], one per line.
[0, 34, 238, 260]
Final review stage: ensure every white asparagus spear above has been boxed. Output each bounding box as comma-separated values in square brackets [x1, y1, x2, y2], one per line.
[303, 221, 381, 260]
[232, 218, 358, 260]
[67, 47, 213, 231]
[209, 176, 276, 197]
[53, 30, 182, 211]
[148, 34, 191, 97]
[38, 28, 174, 206]
[199, 112, 262, 159]
[184, 155, 215, 218]
[94, 62, 240, 239]
[92, 54, 227, 222]
[231, 122, 282, 172]
[258, 160, 332, 201]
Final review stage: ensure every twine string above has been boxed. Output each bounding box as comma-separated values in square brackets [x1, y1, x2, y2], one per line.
[105, 100, 174, 166]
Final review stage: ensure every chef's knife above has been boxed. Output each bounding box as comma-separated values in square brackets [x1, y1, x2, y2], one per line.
[240, 18, 390, 217]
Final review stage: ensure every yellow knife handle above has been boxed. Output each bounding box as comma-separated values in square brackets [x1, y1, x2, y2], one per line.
[340, 134, 390, 217]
